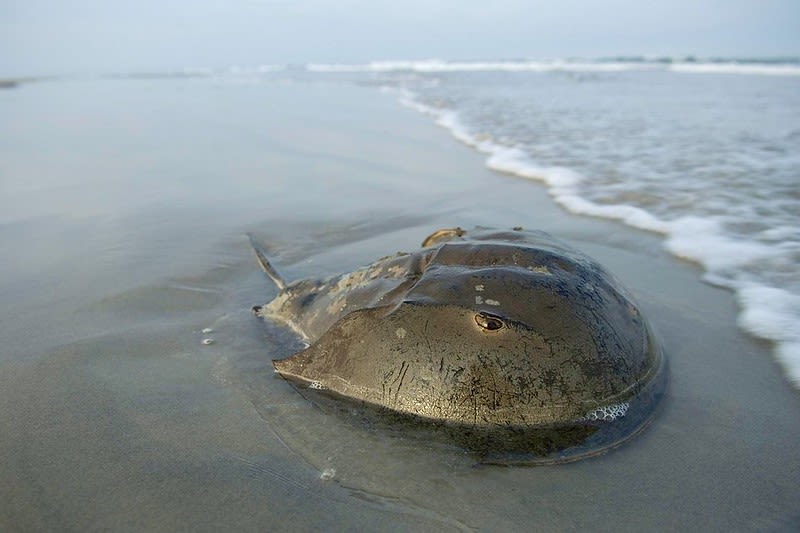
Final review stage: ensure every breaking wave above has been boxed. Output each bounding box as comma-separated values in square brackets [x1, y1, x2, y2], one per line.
[308, 58, 800, 76]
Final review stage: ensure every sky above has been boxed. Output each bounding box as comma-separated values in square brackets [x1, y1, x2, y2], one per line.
[2, 0, 800, 76]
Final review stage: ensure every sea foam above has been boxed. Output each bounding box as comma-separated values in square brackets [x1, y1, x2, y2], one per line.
[737, 286, 800, 384]
[669, 63, 800, 76]
[308, 59, 800, 76]
[396, 89, 800, 387]
[399, 91, 670, 234]
[308, 60, 649, 74]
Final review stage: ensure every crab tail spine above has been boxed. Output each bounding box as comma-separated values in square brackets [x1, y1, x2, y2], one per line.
[247, 234, 287, 291]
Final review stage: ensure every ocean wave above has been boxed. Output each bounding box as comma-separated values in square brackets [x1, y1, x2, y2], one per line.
[396, 89, 800, 386]
[398, 90, 670, 233]
[309, 60, 650, 73]
[669, 63, 800, 76]
[308, 59, 800, 76]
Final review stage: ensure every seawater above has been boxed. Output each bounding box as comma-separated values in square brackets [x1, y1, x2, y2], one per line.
[8, 58, 799, 387]
[313, 59, 800, 386]
[3, 66, 800, 530]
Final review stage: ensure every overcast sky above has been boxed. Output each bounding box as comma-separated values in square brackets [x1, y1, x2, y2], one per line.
[3, 0, 799, 76]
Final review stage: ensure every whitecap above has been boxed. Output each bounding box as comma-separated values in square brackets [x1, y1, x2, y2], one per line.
[307, 59, 800, 76]
[670, 63, 800, 76]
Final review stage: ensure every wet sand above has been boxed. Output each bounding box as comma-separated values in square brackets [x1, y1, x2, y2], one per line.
[1, 77, 798, 531]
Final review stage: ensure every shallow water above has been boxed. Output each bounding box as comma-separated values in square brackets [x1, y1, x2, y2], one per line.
[1, 77, 799, 531]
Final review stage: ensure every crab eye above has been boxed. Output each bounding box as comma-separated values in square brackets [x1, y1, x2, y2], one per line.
[475, 312, 504, 331]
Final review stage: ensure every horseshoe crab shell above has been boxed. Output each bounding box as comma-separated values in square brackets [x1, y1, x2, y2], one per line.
[252, 227, 667, 464]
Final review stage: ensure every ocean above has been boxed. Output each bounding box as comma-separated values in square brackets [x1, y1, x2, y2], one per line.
[2, 58, 800, 530]
[304, 58, 800, 385]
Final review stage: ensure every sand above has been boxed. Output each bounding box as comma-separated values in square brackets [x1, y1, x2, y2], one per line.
[0, 77, 798, 531]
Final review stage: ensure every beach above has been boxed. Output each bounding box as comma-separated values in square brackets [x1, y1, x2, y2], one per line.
[1, 75, 799, 531]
